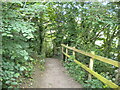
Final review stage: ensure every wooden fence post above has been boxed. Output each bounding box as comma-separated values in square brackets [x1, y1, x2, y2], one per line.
[88, 51, 95, 80]
[115, 68, 120, 84]
[65, 44, 68, 60]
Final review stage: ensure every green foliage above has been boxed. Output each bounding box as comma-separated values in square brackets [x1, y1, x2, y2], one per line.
[63, 58, 111, 88]
[63, 58, 87, 85]
[84, 79, 104, 88]
[1, 58, 35, 88]
[2, 2, 46, 88]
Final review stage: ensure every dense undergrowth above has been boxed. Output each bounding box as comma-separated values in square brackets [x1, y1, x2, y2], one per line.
[2, 52, 45, 88]
[1, 2, 46, 88]
[63, 57, 119, 88]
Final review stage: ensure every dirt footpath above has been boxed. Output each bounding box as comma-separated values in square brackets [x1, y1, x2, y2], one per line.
[22, 58, 82, 88]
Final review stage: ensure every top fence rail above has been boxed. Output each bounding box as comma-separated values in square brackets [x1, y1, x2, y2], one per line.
[61, 44, 120, 67]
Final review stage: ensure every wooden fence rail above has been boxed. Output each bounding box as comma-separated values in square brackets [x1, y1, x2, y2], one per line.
[61, 44, 120, 88]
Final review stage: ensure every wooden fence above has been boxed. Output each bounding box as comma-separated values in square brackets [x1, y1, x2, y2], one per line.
[61, 44, 120, 88]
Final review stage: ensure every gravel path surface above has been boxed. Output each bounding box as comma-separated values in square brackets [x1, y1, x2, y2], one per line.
[22, 58, 82, 88]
